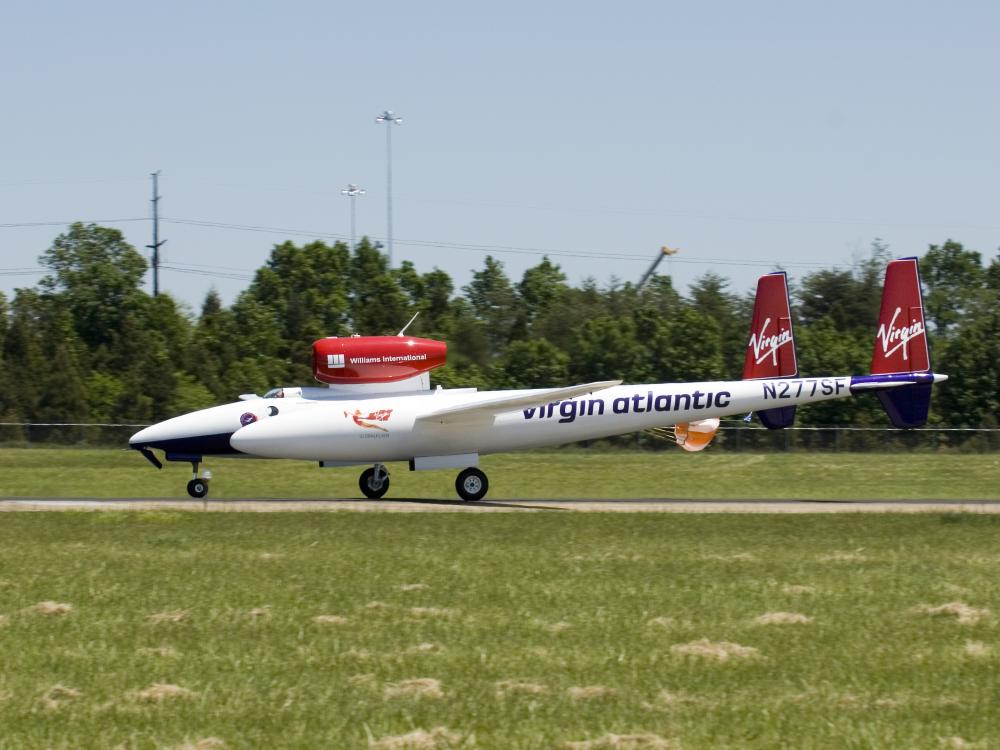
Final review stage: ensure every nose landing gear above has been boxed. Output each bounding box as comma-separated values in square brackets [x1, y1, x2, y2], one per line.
[186, 462, 212, 499]
[359, 464, 390, 499]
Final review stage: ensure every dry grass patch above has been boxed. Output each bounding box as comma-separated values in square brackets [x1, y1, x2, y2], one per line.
[313, 614, 349, 625]
[383, 678, 444, 700]
[543, 621, 574, 634]
[349, 673, 378, 688]
[645, 689, 701, 709]
[0, 614, 8, 628]
[399, 583, 430, 592]
[566, 733, 672, 749]
[342, 647, 373, 661]
[407, 607, 458, 620]
[754, 611, 813, 625]
[703, 552, 756, 562]
[369, 727, 462, 749]
[939, 737, 985, 750]
[138, 645, 180, 658]
[817, 550, 866, 562]
[131, 683, 196, 703]
[781, 584, 816, 595]
[40, 684, 80, 709]
[147, 609, 188, 624]
[365, 601, 391, 610]
[169, 740, 227, 750]
[495, 679, 548, 698]
[647, 616, 674, 629]
[671, 639, 760, 662]
[26, 600, 73, 616]
[962, 640, 993, 659]
[914, 602, 990, 625]
[406, 642, 444, 654]
[568, 685, 616, 701]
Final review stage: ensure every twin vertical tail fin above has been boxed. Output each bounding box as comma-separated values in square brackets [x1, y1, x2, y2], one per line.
[743, 271, 798, 429]
[865, 257, 937, 428]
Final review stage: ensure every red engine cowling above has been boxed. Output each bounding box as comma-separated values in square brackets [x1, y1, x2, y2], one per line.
[312, 336, 447, 384]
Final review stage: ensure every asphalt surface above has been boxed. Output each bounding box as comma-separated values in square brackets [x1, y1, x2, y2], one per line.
[2, 497, 1000, 513]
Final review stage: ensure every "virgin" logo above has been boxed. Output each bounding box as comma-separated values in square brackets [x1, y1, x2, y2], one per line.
[877, 307, 924, 360]
[748, 317, 793, 365]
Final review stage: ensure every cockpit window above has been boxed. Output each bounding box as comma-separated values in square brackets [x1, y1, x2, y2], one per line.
[263, 388, 285, 399]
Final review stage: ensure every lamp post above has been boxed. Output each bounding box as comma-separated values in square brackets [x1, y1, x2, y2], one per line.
[375, 109, 403, 267]
[340, 183, 366, 248]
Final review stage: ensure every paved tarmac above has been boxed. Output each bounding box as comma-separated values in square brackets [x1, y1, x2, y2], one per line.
[2, 497, 999, 513]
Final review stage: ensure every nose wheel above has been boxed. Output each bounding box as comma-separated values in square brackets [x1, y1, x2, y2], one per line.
[186, 462, 211, 499]
[455, 467, 489, 502]
[359, 464, 390, 499]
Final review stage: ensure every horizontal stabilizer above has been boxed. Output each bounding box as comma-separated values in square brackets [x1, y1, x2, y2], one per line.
[416, 380, 621, 425]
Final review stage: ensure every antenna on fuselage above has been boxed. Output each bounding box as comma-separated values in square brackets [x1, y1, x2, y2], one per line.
[397, 311, 420, 337]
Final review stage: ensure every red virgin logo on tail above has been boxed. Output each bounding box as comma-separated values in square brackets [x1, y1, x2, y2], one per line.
[876, 307, 925, 361]
[748, 317, 794, 366]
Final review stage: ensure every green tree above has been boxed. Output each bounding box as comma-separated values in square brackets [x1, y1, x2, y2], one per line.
[38, 222, 148, 352]
[922, 240, 984, 335]
[495, 339, 570, 388]
[464, 256, 517, 351]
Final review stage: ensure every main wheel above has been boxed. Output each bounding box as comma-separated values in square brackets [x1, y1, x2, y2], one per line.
[187, 478, 209, 499]
[455, 467, 489, 502]
[359, 468, 390, 499]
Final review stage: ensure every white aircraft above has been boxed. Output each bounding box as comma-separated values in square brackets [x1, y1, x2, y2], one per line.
[130, 258, 946, 501]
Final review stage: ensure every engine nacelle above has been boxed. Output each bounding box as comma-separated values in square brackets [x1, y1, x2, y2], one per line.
[312, 336, 447, 385]
[673, 418, 720, 452]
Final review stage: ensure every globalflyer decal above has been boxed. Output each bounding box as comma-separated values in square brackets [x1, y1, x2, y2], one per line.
[345, 408, 393, 433]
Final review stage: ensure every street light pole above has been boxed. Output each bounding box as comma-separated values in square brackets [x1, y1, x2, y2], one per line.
[375, 109, 403, 267]
[340, 183, 366, 248]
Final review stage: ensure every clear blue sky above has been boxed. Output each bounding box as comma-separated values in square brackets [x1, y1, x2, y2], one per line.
[2, 0, 997, 311]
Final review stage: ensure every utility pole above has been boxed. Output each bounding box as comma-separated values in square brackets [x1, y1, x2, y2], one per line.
[375, 110, 403, 267]
[146, 171, 166, 296]
[340, 183, 366, 248]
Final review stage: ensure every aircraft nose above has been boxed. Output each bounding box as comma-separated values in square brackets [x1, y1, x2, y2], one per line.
[129, 424, 163, 447]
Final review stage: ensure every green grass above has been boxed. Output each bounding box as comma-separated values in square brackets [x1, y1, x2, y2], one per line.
[1, 513, 999, 748]
[0, 447, 998, 500]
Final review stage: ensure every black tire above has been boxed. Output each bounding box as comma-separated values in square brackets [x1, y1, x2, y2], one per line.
[455, 467, 489, 502]
[359, 468, 389, 499]
[187, 478, 209, 499]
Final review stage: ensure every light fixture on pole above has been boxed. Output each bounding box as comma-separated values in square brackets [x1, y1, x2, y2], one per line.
[340, 183, 366, 248]
[375, 109, 403, 267]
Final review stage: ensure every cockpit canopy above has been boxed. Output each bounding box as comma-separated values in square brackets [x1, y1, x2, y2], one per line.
[263, 387, 302, 399]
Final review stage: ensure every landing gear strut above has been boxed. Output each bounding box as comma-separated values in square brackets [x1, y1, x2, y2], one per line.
[186, 461, 211, 499]
[455, 467, 489, 502]
[359, 464, 390, 499]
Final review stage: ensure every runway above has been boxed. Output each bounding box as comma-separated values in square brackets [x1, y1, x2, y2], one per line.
[2, 497, 1000, 513]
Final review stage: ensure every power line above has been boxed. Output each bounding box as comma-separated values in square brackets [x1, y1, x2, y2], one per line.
[0, 218, 146, 228]
[160, 216, 846, 269]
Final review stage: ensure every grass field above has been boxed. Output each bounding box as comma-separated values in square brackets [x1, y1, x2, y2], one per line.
[1, 447, 999, 500]
[0, 512, 999, 749]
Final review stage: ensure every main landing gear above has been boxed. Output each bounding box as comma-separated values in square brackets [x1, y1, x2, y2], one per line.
[359, 464, 390, 499]
[186, 462, 212, 499]
[357, 464, 490, 502]
[455, 467, 489, 502]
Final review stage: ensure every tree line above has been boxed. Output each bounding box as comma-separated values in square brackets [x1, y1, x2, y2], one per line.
[1, 223, 997, 437]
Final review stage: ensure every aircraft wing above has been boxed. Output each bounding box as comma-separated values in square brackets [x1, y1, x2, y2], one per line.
[415, 380, 622, 425]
